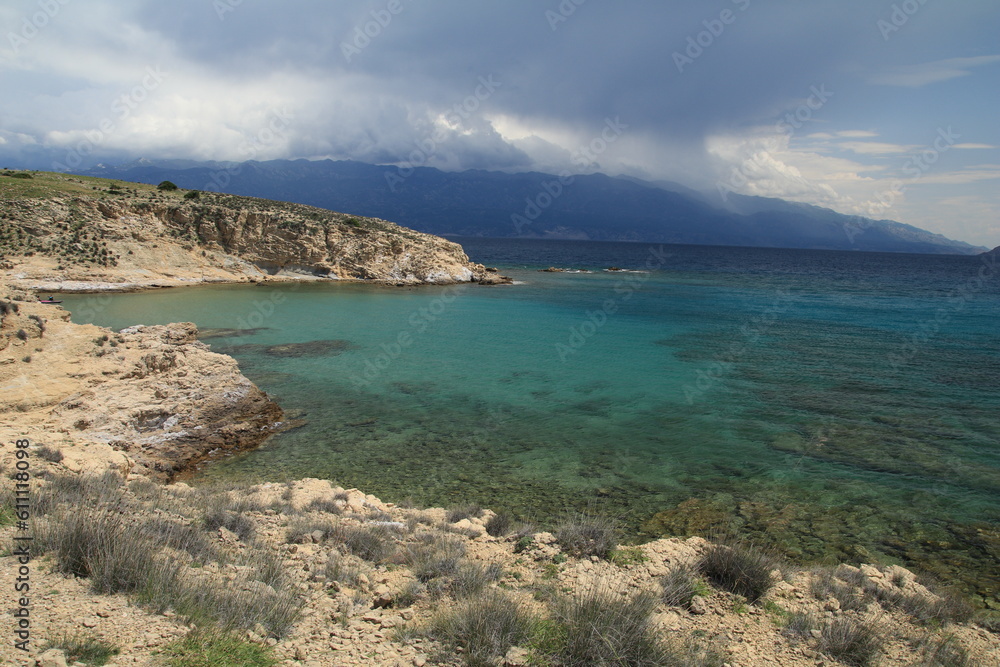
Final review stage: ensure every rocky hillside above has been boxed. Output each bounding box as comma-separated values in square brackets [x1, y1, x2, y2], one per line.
[0, 171, 507, 291]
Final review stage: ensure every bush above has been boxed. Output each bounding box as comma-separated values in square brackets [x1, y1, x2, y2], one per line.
[158, 630, 277, 667]
[913, 633, 978, 667]
[318, 553, 365, 587]
[450, 562, 503, 599]
[285, 517, 339, 544]
[340, 525, 399, 562]
[305, 497, 343, 514]
[550, 586, 676, 666]
[447, 503, 483, 523]
[157, 180, 179, 191]
[183, 190, 201, 200]
[810, 567, 870, 611]
[169, 576, 301, 638]
[44, 634, 119, 666]
[403, 533, 466, 582]
[485, 511, 515, 537]
[661, 565, 705, 609]
[36, 445, 63, 463]
[36, 507, 180, 598]
[554, 512, 618, 559]
[203, 509, 256, 542]
[818, 617, 883, 667]
[429, 591, 537, 667]
[698, 542, 775, 602]
[782, 611, 818, 640]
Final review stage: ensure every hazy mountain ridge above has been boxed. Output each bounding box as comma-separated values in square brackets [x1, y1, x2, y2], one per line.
[82, 159, 985, 255]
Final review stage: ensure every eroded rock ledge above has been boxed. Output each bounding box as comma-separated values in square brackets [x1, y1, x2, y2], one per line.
[0, 288, 281, 479]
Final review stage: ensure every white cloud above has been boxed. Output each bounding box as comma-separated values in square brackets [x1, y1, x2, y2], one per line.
[868, 55, 1000, 88]
[954, 143, 998, 150]
[837, 141, 916, 155]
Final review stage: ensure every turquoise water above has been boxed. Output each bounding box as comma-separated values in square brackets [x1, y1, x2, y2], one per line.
[61, 240, 1000, 605]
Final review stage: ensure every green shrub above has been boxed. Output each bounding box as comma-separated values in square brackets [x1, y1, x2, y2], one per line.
[184, 190, 201, 200]
[818, 617, 883, 667]
[157, 181, 179, 191]
[554, 512, 618, 559]
[44, 634, 119, 665]
[698, 542, 775, 602]
[158, 630, 277, 667]
[10, 172, 33, 179]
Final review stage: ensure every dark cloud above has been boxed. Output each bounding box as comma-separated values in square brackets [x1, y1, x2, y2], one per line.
[1, 0, 997, 243]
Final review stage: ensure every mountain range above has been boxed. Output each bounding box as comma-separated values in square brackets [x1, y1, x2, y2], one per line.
[81, 159, 985, 255]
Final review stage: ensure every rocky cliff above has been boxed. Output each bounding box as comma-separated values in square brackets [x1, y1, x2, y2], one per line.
[0, 286, 282, 479]
[0, 171, 508, 290]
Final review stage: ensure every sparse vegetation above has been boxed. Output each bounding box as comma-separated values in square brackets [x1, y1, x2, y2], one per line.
[818, 616, 884, 667]
[158, 630, 277, 667]
[32, 472, 302, 639]
[484, 511, 514, 537]
[429, 591, 537, 667]
[447, 503, 483, 523]
[340, 524, 399, 562]
[403, 532, 466, 582]
[661, 564, 707, 609]
[698, 541, 775, 602]
[35, 444, 63, 463]
[913, 632, 979, 667]
[554, 512, 618, 559]
[43, 633, 119, 665]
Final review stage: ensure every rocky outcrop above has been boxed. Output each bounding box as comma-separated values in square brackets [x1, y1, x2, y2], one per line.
[0, 289, 281, 479]
[0, 173, 511, 290]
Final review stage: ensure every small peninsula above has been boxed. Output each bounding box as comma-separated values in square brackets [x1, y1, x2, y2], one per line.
[0, 171, 509, 291]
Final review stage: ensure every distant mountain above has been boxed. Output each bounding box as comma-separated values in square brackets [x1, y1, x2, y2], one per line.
[81, 159, 985, 255]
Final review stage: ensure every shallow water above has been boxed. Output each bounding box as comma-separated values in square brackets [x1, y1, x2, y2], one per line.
[62, 239, 1000, 606]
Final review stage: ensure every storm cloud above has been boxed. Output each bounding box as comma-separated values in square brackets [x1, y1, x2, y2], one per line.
[1, 0, 998, 244]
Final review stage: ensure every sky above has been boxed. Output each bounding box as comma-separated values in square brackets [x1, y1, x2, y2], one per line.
[1, 0, 998, 247]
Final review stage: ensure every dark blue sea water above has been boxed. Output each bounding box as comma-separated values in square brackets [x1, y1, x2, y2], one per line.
[61, 239, 1000, 604]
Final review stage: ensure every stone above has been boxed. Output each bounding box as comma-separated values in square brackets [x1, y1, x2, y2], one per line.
[37, 649, 69, 667]
[504, 646, 531, 666]
[689, 595, 708, 615]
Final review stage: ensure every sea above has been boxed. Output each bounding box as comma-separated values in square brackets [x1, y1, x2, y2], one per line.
[61, 238, 1000, 606]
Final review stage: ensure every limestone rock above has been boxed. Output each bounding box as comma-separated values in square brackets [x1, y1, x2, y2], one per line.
[36, 649, 68, 667]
